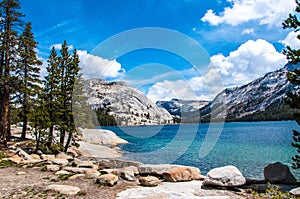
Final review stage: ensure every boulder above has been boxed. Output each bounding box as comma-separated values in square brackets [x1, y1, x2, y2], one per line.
[264, 162, 297, 184]
[69, 174, 86, 180]
[98, 159, 142, 169]
[86, 169, 100, 179]
[16, 148, 32, 160]
[138, 176, 161, 187]
[121, 170, 136, 182]
[73, 158, 98, 169]
[96, 174, 118, 186]
[30, 154, 41, 160]
[63, 167, 91, 174]
[203, 165, 246, 187]
[41, 154, 56, 161]
[290, 187, 300, 196]
[99, 168, 121, 175]
[55, 170, 70, 175]
[45, 165, 60, 172]
[46, 184, 81, 195]
[9, 155, 22, 164]
[56, 152, 73, 161]
[163, 167, 193, 182]
[52, 158, 69, 166]
[138, 164, 201, 179]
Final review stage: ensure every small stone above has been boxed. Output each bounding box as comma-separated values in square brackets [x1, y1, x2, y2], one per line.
[138, 176, 161, 187]
[55, 170, 70, 175]
[17, 171, 27, 175]
[45, 165, 60, 172]
[46, 184, 81, 195]
[69, 174, 86, 180]
[99, 168, 121, 175]
[52, 158, 69, 166]
[120, 170, 136, 182]
[96, 174, 118, 186]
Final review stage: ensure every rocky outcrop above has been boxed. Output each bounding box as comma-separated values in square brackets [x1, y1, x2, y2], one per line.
[84, 79, 173, 126]
[203, 165, 246, 187]
[99, 159, 142, 169]
[264, 162, 297, 184]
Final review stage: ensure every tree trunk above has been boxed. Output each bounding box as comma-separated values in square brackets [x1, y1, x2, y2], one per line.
[21, 114, 27, 140]
[64, 131, 72, 152]
[0, 84, 9, 148]
[47, 125, 53, 148]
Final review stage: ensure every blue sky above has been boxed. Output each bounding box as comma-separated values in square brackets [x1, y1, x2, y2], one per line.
[21, 0, 300, 102]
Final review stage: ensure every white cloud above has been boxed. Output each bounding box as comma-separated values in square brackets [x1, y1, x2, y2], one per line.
[201, 0, 295, 27]
[77, 50, 125, 79]
[146, 39, 287, 102]
[146, 80, 200, 103]
[242, 28, 254, 35]
[280, 31, 300, 49]
[210, 39, 287, 87]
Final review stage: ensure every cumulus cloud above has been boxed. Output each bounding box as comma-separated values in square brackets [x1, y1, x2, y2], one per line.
[210, 39, 287, 87]
[280, 31, 300, 49]
[146, 39, 287, 102]
[77, 50, 125, 79]
[201, 0, 295, 27]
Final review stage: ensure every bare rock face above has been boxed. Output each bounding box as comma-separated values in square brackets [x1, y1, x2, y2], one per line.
[45, 165, 60, 172]
[264, 162, 297, 184]
[51, 158, 69, 166]
[46, 184, 81, 195]
[8, 155, 22, 164]
[203, 165, 246, 187]
[96, 174, 118, 186]
[163, 167, 193, 182]
[138, 176, 161, 187]
[98, 159, 142, 169]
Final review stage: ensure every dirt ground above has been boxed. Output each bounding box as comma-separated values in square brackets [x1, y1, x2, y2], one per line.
[0, 166, 137, 199]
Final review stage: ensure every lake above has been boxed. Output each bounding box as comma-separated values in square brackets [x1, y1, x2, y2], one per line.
[101, 121, 300, 180]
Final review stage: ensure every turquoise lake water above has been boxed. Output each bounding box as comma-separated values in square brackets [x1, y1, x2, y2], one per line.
[101, 121, 300, 180]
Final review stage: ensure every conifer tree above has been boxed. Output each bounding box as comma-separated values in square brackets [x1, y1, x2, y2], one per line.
[16, 22, 42, 140]
[0, 0, 24, 147]
[43, 47, 61, 148]
[283, 0, 300, 169]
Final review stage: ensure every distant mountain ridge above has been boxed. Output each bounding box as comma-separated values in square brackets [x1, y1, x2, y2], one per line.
[157, 63, 299, 123]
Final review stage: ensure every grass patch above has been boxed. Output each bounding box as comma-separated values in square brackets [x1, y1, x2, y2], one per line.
[58, 174, 73, 181]
[0, 160, 13, 167]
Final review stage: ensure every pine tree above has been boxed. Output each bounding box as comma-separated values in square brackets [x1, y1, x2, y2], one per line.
[16, 22, 42, 140]
[43, 47, 61, 148]
[283, 0, 300, 169]
[0, 0, 24, 147]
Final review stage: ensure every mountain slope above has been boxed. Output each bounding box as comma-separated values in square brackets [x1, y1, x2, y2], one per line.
[158, 63, 299, 122]
[84, 79, 173, 126]
[200, 63, 299, 122]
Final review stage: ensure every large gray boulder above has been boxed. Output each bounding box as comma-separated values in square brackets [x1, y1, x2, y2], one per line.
[203, 165, 246, 187]
[264, 162, 297, 184]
